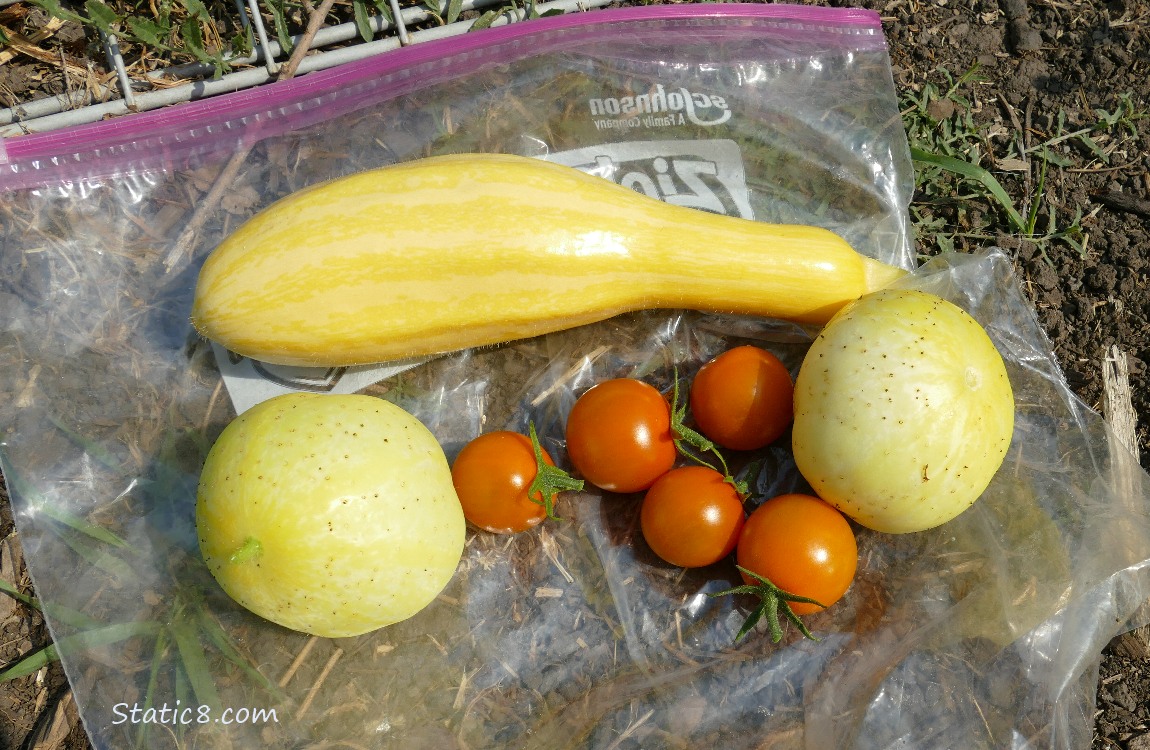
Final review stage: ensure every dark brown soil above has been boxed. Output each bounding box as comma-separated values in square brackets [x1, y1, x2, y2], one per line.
[0, 1, 1147, 748]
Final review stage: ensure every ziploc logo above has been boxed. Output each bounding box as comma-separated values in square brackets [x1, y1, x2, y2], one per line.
[588, 84, 732, 130]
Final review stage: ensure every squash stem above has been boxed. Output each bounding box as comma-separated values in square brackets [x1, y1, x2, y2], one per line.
[861, 255, 910, 294]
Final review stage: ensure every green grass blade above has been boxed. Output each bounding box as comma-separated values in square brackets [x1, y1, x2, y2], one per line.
[0, 578, 39, 610]
[1026, 150, 1050, 235]
[0, 621, 160, 681]
[46, 415, 125, 474]
[39, 503, 130, 549]
[54, 527, 140, 583]
[43, 602, 104, 632]
[70, 621, 161, 650]
[4, 469, 129, 549]
[0, 579, 102, 631]
[136, 628, 171, 749]
[910, 147, 1027, 233]
[0, 643, 59, 680]
[170, 619, 221, 709]
[173, 658, 191, 743]
[195, 607, 285, 700]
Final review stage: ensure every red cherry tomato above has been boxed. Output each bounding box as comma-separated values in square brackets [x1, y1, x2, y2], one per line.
[690, 345, 794, 451]
[565, 378, 677, 493]
[640, 466, 745, 568]
[451, 431, 553, 533]
[736, 493, 857, 615]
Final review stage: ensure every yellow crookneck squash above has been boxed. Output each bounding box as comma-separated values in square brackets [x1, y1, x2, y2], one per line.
[191, 153, 906, 366]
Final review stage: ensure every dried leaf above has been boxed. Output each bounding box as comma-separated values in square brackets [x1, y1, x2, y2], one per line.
[221, 184, 261, 215]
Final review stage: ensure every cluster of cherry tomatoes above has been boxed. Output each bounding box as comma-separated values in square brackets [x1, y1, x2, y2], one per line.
[450, 345, 858, 637]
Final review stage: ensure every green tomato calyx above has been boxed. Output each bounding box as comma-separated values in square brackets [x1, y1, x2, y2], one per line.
[711, 566, 823, 643]
[526, 421, 584, 521]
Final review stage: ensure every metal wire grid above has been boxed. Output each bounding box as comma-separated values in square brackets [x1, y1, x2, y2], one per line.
[0, 0, 613, 136]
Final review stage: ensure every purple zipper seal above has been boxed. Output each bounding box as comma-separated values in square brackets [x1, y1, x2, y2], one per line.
[0, 3, 885, 192]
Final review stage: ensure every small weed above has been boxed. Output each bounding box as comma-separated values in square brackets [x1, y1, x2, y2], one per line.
[262, 0, 395, 51]
[28, 0, 249, 77]
[1026, 93, 1148, 166]
[901, 65, 1017, 254]
[425, 0, 465, 25]
[1101, 92, 1150, 137]
[901, 65, 987, 161]
[901, 66, 1144, 260]
[353, 0, 395, 42]
[470, 0, 563, 30]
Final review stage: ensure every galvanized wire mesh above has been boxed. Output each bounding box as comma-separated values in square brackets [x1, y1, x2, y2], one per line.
[0, 0, 614, 135]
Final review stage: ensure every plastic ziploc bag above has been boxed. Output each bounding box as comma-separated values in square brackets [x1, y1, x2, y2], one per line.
[1, 4, 1148, 749]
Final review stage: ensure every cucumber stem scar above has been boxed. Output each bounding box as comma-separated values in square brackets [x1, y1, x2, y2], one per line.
[229, 536, 263, 564]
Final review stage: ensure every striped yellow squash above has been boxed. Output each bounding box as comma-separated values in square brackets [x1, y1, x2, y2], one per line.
[191, 153, 906, 367]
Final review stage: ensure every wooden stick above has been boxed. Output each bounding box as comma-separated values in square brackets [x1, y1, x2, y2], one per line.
[294, 646, 343, 721]
[164, 0, 338, 270]
[1092, 190, 1150, 220]
[279, 635, 319, 688]
[1103, 346, 1150, 659]
[164, 146, 251, 270]
[278, 0, 339, 81]
[1103, 346, 1139, 456]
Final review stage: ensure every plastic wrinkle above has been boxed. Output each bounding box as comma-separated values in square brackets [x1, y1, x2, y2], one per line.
[0, 4, 884, 193]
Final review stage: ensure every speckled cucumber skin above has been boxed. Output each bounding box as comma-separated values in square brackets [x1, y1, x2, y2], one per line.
[791, 289, 1015, 534]
[196, 393, 465, 637]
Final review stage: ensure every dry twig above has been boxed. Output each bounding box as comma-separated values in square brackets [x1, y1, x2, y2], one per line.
[0, 18, 66, 66]
[1092, 190, 1150, 220]
[1103, 346, 1150, 659]
[278, 0, 339, 81]
[164, 0, 338, 270]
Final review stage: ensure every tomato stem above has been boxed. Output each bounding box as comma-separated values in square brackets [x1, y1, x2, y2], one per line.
[526, 421, 584, 521]
[735, 457, 769, 503]
[669, 370, 749, 497]
[710, 565, 823, 643]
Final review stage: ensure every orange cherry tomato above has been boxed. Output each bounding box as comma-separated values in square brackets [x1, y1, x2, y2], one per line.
[736, 493, 857, 615]
[565, 378, 677, 493]
[640, 466, 745, 568]
[689, 345, 794, 451]
[451, 431, 553, 533]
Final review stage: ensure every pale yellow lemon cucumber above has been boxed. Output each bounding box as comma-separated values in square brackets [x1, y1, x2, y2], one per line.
[191, 153, 907, 367]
